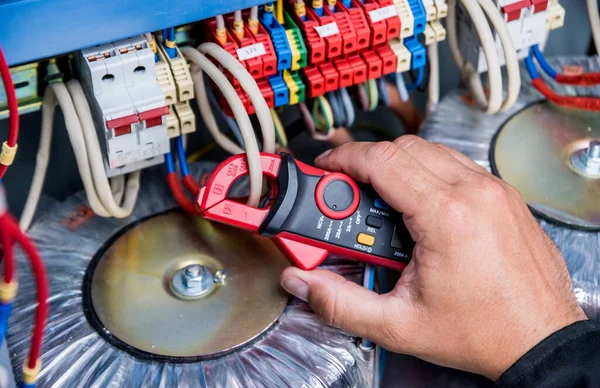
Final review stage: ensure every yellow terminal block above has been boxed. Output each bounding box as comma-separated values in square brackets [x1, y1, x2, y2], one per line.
[158, 45, 194, 102]
[424, 24, 436, 45]
[174, 101, 196, 134]
[388, 38, 412, 73]
[283, 70, 300, 105]
[547, 1, 565, 30]
[395, 0, 415, 39]
[430, 20, 447, 42]
[155, 48, 177, 105]
[166, 108, 180, 139]
[286, 30, 302, 71]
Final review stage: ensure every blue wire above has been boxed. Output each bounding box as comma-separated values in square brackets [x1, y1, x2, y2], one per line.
[525, 53, 539, 80]
[162, 27, 177, 58]
[531, 44, 557, 79]
[342, 0, 351, 7]
[224, 115, 245, 148]
[405, 66, 424, 90]
[164, 152, 175, 174]
[327, 92, 344, 128]
[175, 136, 190, 177]
[378, 347, 386, 386]
[0, 302, 13, 348]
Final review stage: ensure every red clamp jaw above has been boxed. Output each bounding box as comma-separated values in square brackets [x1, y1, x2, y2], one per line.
[196, 153, 282, 232]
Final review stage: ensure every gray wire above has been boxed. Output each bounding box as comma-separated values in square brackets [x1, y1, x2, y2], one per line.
[339, 88, 355, 128]
[395, 73, 410, 102]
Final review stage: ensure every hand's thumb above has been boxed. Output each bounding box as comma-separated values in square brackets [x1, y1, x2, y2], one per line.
[280, 267, 409, 346]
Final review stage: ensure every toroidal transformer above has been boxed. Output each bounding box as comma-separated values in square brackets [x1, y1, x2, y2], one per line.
[422, 56, 600, 319]
[7, 163, 374, 387]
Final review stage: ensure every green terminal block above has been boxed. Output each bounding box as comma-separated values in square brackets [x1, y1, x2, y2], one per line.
[283, 10, 308, 71]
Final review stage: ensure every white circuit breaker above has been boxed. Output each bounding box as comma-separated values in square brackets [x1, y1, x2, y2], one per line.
[75, 36, 170, 177]
[457, 0, 559, 73]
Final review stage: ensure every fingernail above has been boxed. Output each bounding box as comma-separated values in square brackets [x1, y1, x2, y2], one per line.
[281, 277, 309, 302]
[315, 149, 332, 162]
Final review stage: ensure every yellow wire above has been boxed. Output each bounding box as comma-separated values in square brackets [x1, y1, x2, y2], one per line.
[312, 96, 334, 132]
[270, 109, 289, 147]
[187, 143, 217, 163]
[276, 0, 284, 23]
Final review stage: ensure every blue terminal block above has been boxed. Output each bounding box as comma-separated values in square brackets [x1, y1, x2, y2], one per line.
[404, 37, 426, 70]
[0, 0, 272, 66]
[269, 72, 290, 107]
[260, 9, 293, 71]
[407, 0, 427, 35]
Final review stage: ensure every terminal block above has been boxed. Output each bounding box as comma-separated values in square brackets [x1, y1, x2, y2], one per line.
[155, 48, 177, 105]
[157, 45, 194, 102]
[174, 101, 196, 135]
[284, 10, 309, 70]
[76, 35, 170, 177]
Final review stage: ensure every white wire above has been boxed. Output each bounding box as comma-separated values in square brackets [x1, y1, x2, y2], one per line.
[189, 66, 245, 154]
[20, 83, 111, 230]
[427, 42, 440, 114]
[477, 0, 520, 111]
[66, 80, 141, 218]
[216, 15, 226, 31]
[395, 73, 410, 102]
[588, 0, 600, 55]
[181, 46, 263, 207]
[250, 6, 259, 21]
[447, 0, 502, 114]
[197, 42, 276, 154]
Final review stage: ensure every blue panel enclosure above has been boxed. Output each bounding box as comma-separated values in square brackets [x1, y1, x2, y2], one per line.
[0, 0, 269, 66]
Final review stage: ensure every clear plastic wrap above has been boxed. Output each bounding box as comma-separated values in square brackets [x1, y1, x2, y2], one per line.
[421, 56, 600, 320]
[7, 162, 374, 387]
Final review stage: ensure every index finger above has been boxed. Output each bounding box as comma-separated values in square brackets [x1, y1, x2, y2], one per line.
[315, 141, 449, 219]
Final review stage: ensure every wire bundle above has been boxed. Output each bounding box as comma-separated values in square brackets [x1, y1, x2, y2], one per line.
[446, 0, 520, 114]
[20, 81, 141, 231]
[182, 42, 275, 208]
[0, 186, 48, 388]
[0, 46, 19, 181]
[526, 46, 600, 111]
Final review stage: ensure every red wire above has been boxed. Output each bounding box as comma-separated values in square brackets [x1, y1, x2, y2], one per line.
[532, 78, 600, 111]
[11, 217, 48, 370]
[555, 72, 600, 87]
[182, 175, 200, 194]
[0, 47, 18, 147]
[167, 173, 201, 214]
[0, 215, 15, 284]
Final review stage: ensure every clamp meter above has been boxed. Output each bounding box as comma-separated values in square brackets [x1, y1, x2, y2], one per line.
[196, 153, 413, 271]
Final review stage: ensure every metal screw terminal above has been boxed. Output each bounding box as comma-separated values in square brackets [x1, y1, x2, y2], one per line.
[213, 270, 228, 283]
[171, 264, 216, 299]
[571, 140, 600, 178]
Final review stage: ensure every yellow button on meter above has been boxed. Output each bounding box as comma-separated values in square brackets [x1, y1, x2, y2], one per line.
[356, 233, 375, 246]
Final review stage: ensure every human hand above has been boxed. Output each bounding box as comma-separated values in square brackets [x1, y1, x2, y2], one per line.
[279, 136, 587, 380]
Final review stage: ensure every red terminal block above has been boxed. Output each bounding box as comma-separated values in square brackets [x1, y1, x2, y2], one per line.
[347, 54, 368, 84]
[217, 85, 253, 116]
[354, 0, 389, 47]
[242, 9, 279, 78]
[321, 6, 357, 56]
[361, 49, 383, 79]
[319, 62, 340, 92]
[249, 23, 279, 78]
[205, 18, 242, 86]
[257, 80, 275, 108]
[376, 45, 397, 76]
[288, 2, 327, 64]
[303, 65, 326, 97]
[373, 0, 401, 40]
[226, 16, 264, 80]
[334, 58, 354, 87]
[306, 7, 343, 60]
[336, 0, 371, 51]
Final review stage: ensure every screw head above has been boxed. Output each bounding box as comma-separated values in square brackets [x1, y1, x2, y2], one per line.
[587, 140, 600, 160]
[213, 270, 228, 283]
